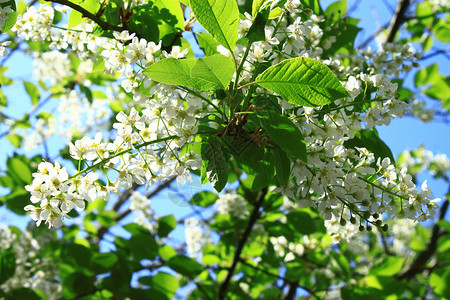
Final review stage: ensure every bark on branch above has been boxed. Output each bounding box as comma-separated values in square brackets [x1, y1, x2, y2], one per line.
[218, 187, 268, 299]
[46, 0, 128, 33]
[397, 197, 449, 280]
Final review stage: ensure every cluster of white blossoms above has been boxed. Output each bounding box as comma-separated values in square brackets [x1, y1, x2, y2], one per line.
[16, 1, 440, 235]
[0, 226, 62, 299]
[215, 191, 249, 219]
[129, 191, 157, 233]
[398, 146, 450, 178]
[56, 89, 111, 141]
[184, 217, 212, 258]
[270, 236, 305, 263]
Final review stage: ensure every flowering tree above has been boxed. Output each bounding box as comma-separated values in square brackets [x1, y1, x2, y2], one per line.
[0, 0, 449, 298]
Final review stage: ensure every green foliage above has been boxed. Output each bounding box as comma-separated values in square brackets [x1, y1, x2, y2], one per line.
[128, 0, 184, 45]
[0, 248, 16, 285]
[144, 54, 234, 91]
[255, 57, 349, 106]
[190, 0, 239, 52]
[68, 0, 100, 28]
[257, 109, 307, 162]
[0, 0, 17, 32]
[201, 137, 228, 192]
[23, 81, 40, 105]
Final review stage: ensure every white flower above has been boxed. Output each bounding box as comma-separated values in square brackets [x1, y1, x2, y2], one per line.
[113, 30, 135, 42]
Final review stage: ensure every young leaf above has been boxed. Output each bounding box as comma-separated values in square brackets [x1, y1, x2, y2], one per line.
[258, 110, 307, 162]
[0, 0, 17, 33]
[201, 138, 228, 192]
[196, 32, 220, 56]
[252, 0, 265, 18]
[0, 248, 16, 285]
[190, 0, 239, 52]
[190, 191, 219, 207]
[144, 56, 232, 91]
[143, 58, 198, 87]
[255, 57, 349, 106]
[167, 255, 204, 278]
[67, 0, 100, 28]
[157, 215, 177, 238]
[273, 147, 291, 186]
[191, 54, 235, 90]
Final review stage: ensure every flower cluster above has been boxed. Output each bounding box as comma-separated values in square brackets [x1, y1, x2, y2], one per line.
[0, 226, 62, 299]
[398, 145, 450, 178]
[129, 191, 157, 233]
[17, 2, 440, 237]
[184, 217, 212, 258]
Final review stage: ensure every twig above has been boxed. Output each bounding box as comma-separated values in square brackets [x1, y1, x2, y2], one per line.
[218, 187, 268, 299]
[45, 0, 132, 35]
[421, 48, 450, 61]
[386, 0, 412, 43]
[396, 194, 449, 279]
[96, 177, 175, 241]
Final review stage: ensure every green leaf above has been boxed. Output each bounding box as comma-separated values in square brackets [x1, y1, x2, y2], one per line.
[196, 32, 220, 56]
[7, 155, 32, 184]
[414, 63, 439, 87]
[191, 54, 235, 90]
[201, 138, 228, 192]
[144, 57, 197, 85]
[301, 0, 322, 15]
[68, 0, 100, 28]
[167, 255, 203, 278]
[128, 0, 184, 45]
[5, 188, 29, 215]
[424, 77, 450, 103]
[63, 272, 95, 298]
[430, 270, 450, 297]
[286, 210, 317, 235]
[0, 248, 16, 285]
[258, 110, 307, 162]
[23, 81, 40, 105]
[91, 252, 118, 271]
[251, 150, 275, 191]
[370, 256, 404, 276]
[201, 254, 220, 265]
[190, 191, 219, 207]
[6, 134, 21, 148]
[190, 0, 239, 52]
[246, 9, 269, 43]
[273, 147, 291, 186]
[252, 0, 265, 18]
[0, 0, 17, 32]
[325, 0, 347, 22]
[158, 245, 177, 261]
[125, 223, 158, 260]
[434, 23, 450, 43]
[152, 272, 179, 297]
[157, 215, 177, 238]
[255, 57, 349, 106]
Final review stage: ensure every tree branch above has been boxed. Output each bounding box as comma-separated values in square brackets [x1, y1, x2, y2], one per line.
[45, 0, 132, 34]
[218, 187, 268, 300]
[386, 0, 412, 43]
[396, 195, 449, 280]
[96, 177, 175, 241]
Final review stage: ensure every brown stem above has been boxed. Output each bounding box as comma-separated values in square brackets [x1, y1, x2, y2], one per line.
[386, 0, 412, 43]
[45, 0, 135, 36]
[396, 194, 449, 280]
[96, 177, 175, 241]
[218, 187, 268, 299]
